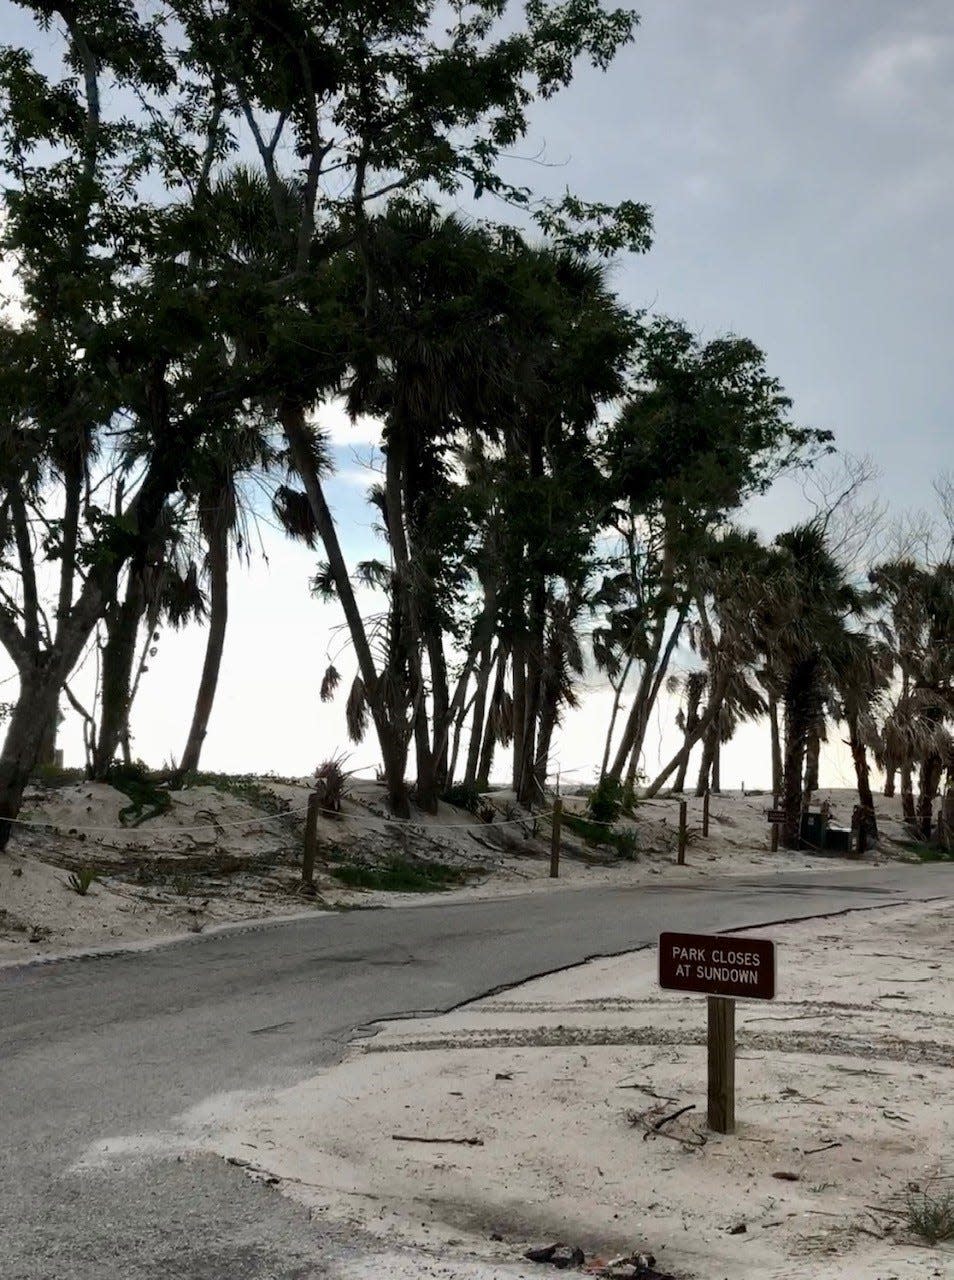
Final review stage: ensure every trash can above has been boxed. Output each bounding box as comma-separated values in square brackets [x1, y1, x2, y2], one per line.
[800, 810, 825, 850]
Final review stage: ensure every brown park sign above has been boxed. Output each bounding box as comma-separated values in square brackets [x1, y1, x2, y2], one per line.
[659, 931, 776, 1001]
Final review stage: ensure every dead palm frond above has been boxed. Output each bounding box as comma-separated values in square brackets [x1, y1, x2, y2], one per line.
[346, 675, 370, 743]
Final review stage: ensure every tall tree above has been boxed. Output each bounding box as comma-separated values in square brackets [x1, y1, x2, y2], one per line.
[0, 4, 241, 845]
[597, 318, 830, 787]
[169, 0, 650, 813]
[756, 524, 869, 849]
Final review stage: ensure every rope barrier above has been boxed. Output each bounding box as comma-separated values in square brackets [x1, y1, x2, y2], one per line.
[3, 793, 643, 838]
[4, 803, 311, 836]
[4, 799, 568, 837]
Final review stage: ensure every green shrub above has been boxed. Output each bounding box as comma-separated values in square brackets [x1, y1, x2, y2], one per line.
[329, 857, 477, 892]
[563, 809, 640, 860]
[67, 867, 98, 896]
[442, 782, 482, 814]
[612, 827, 640, 860]
[30, 762, 84, 788]
[906, 1185, 954, 1243]
[909, 841, 954, 863]
[587, 775, 624, 824]
[108, 761, 172, 827]
[191, 772, 291, 816]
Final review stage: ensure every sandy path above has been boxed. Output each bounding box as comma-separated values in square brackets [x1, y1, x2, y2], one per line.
[186, 899, 954, 1280]
[2, 784, 924, 965]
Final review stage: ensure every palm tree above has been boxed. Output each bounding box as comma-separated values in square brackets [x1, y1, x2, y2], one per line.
[831, 632, 891, 839]
[758, 524, 869, 848]
[176, 423, 276, 779]
[668, 670, 707, 792]
[870, 560, 954, 836]
[91, 519, 204, 779]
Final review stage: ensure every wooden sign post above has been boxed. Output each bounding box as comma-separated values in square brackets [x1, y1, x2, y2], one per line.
[707, 996, 735, 1132]
[659, 930, 776, 1133]
[768, 797, 783, 851]
[550, 797, 562, 879]
[677, 799, 688, 864]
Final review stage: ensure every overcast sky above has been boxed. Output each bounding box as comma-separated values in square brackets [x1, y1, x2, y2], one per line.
[4, 0, 953, 789]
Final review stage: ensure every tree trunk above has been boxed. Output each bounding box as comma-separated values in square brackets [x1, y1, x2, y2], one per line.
[847, 714, 878, 840]
[385, 437, 437, 813]
[477, 650, 507, 790]
[282, 403, 409, 817]
[446, 690, 474, 789]
[464, 642, 496, 791]
[426, 631, 450, 792]
[510, 625, 527, 796]
[803, 727, 820, 799]
[711, 732, 721, 793]
[673, 680, 703, 793]
[939, 789, 954, 852]
[609, 647, 659, 781]
[883, 758, 896, 798]
[36, 705, 59, 768]
[92, 573, 146, 779]
[644, 670, 730, 799]
[0, 671, 62, 849]
[768, 693, 782, 797]
[516, 583, 546, 806]
[533, 645, 561, 797]
[917, 753, 943, 840]
[781, 658, 817, 849]
[900, 760, 915, 822]
[696, 719, 718, 796]
[178, 518, 229, 778]
[601, 652, 635, 780]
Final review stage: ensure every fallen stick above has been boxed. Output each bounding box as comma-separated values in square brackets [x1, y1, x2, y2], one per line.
[650, 1103, 696, 1133]
[803, 1142, 842, 1155]
[391, 1134, 484, 1146]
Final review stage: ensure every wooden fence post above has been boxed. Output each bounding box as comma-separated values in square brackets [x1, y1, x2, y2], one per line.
[702, 789, 710, 839]
[550, 797, 562, 878]
[678, 799, 687, 865]
[850, 810, 865, 860]
[707, 996, 736, 1134]
[301, 792, 319, 893]
[770, 794, 780, 852]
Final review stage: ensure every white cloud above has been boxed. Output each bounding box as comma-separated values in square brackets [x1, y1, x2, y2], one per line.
[847, 32, 951, 104]
[312, 399, 384, 447]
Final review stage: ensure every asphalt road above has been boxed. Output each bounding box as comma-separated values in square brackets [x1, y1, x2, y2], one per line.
[2, 862, 952, 1279]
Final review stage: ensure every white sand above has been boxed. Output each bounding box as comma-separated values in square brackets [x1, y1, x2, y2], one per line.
[0, 782, 931, 965]
[73, 898, 954, 1280]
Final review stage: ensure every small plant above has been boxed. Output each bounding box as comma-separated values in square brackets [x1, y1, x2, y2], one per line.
[612, 827, 640, 860]
[314, 755, 348, 815]
[67, 867, 98, 896]
[108, 761, 172, 827]
[563, 809, 615, 847]
[587, 775, 624, 824]
[908, 840, 954, 863]
[329, 857, 478, 892]
[905, 1183, 954, 1244]
[30, 762, 84, 789]
[195, 772, 292, 816]
[442, 782, 481, 814]
[171, 873, 196, 896]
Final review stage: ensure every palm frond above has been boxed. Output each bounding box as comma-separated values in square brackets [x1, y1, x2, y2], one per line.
[345, 675, 370, 743]
[320, 664, 341, 703]
[272, 485, 319, 548]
